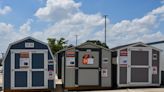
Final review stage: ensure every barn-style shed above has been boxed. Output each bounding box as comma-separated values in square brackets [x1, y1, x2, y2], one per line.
[3, 37, 55, 92]
[56, 42, 111, 90]
[111, 42, 161, 88]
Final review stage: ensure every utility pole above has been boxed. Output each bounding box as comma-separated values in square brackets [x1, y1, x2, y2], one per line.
[104, 15, 107, 44]
[75, 35, 78, 46]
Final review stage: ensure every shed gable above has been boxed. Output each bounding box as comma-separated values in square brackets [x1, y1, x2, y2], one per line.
[11, 39, 47, 49]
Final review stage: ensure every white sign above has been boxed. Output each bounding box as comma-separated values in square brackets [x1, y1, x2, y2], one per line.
[25, 42, 34, 48]
[102, 69, 108, 77]
[66, 57, 75, 66]
[88, 58, 94, 64]
[152, 66, 157, 75]
[48, 70, 54, 80]
[20, 58, 29, 68]
[120, 56, 128, 65]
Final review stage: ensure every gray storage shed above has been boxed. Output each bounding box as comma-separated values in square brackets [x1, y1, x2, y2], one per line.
[3, 37, 55, 91]
[111, 42, 161, 88]
[56, 42, 111, 90]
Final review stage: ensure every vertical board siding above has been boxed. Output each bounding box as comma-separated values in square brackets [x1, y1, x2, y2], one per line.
[15, 53, 20, 69]
[48, 65, 54, 70]
[131, 68, 148, 82]
[4, 52, 11, 88]
[152, 49, 160, 84]
[15, 71, 27, 87]
[11, 39, 47, 49]
[131, 51, 149, 65]
[48, 80, 54, 88]
[32, 71, 44, 87]
[32, 53, 44, 69]
[119, 67, 127, 84]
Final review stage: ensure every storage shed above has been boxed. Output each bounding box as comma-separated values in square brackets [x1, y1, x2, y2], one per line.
[147, 41, 164, 85]
[111, 42, 160, 88]
[3, 37, 55, 92]
[56, 42, 111, 90]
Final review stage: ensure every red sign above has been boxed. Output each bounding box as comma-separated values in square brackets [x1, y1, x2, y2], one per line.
[120, 49, 128, 56]
[66, 51, 75, 57]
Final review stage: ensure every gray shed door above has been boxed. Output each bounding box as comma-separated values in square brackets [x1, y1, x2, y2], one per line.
[11, 50, 48, 89]
[76, 49, 100, 86]
[129, 48, 151, 84]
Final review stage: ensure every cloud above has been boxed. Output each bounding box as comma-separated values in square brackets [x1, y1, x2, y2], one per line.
[0, 6, 12, 15]
[0, 22, 14, 32]
[34, 0, 164, 48]
[19, 19, 33, 33]
[35, 0, 81, 22]
[160, 0, 164, 4]
[1, 2, 164, 53]
[103, 5, 164, 47]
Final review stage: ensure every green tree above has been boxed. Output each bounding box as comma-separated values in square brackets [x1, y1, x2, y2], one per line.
[86, 40, 109, 48]
[47, 38, 68, 54]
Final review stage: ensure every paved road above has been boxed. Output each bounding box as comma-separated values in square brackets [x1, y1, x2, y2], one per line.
[82, 88, 164, 92]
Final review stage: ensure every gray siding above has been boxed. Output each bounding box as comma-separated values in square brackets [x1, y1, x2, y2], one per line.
[78, 69, 99, 85]
[101, 49, 111, 87]
[64, 49, 75, 87]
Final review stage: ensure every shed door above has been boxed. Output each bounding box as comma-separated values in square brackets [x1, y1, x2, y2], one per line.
[75, 48, 101, 86]
[129, 48, 151, 84]
[11, 50, 48, 89]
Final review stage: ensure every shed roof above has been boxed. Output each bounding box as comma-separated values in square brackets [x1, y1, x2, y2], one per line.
[56, 42, 110, 54]
[111, 42, 160, 51]
[147, 40, 164, 45]
[2, 36, 54, 65]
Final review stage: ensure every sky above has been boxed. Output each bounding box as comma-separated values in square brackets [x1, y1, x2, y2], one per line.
[0, 0, 164, 53]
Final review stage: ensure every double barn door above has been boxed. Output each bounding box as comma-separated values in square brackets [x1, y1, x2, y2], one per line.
[11, 50, 48, 89]
[128, 47, 151, 85]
